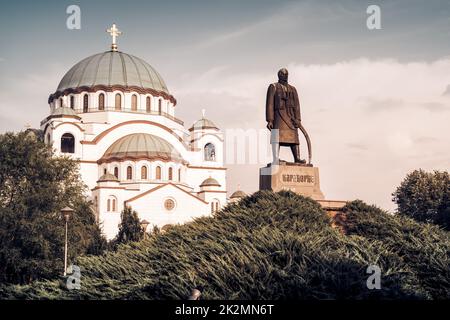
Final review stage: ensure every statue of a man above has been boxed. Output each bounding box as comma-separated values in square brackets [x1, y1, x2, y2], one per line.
[266, 68, 306, 164]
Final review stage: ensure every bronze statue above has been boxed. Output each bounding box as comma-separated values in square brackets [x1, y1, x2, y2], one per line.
[266, 68, 308, 164]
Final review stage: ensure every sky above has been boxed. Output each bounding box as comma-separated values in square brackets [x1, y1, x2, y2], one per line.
[0, 0, 449, 211]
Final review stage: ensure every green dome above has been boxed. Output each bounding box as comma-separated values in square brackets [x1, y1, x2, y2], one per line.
[56, 51, 169, 94]
[99, 133, 183, 164]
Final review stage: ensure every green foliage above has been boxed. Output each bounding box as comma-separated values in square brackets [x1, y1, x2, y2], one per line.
[2, 190, 449, 299]
[0, 132, 106, 284]
[111, 206, 144, 247]
[393, 169, 450, 229]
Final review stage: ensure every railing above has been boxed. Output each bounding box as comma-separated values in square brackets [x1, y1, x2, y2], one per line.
[72, 106, 184, 125]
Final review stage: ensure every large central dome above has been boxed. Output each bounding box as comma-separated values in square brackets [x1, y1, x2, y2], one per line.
[56, 51, 169, 94]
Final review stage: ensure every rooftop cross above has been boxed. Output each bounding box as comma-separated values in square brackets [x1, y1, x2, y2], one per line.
[106, 23, 122, 51]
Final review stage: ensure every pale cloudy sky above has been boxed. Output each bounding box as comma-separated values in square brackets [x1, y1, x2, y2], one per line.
[0, 0, 449, 210]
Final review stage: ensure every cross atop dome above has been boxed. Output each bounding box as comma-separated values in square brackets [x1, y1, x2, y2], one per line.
[106, 23, 122, 51]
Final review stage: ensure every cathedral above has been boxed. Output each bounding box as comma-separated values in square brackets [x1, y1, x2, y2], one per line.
[40, 24, 240, 239]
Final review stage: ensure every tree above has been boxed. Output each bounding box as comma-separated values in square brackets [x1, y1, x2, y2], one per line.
[393, 169, 450, 229]
[0, 131, 107, 284]
[113, 206, 143, 246]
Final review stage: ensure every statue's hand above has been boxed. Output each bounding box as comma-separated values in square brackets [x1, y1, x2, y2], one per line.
[266, 121, 274, 131]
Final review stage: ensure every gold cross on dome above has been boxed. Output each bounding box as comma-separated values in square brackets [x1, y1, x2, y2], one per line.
[106, 23, 122, 51]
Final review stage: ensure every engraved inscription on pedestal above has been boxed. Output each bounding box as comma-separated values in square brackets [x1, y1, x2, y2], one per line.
[259, 163, 325, 200]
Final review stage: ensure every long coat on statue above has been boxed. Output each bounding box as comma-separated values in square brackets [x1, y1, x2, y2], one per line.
[266, 82, 301, 145]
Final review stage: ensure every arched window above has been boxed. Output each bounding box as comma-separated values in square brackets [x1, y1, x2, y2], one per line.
[158, 99, 162, 114]
[126, 166, 133, 180]
[211, 199, 220, 213]
[141, 166, 148, 180]
[70, 96, 75, 109]
[103, 168, 107, 175]
[98, 93, 105, 110]
[146, 96, 151, 113]
[107, 196, 117, 212]
[178, 168, 181, 181]
[156, 166, 161, 180]
[114, 167, 119, 179]
[83, 94, 89, 112]
[115, 93, 121, 110]
[168, 167, 173, 181]
[60, 98, 64, 108]
[204, 143, 216, 161]
[61, 133, 75, 153]
[131, 94, 137, 111]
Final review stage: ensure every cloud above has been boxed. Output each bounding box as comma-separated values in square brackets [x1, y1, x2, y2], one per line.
[420, 102, 449, 112]
[346, 143, 368, 151]
[0, 57, 5, 62]
[173, 57, 450, 211]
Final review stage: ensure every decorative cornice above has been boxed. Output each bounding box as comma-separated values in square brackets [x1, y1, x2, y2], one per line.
[187, 165, 227, 171]
[97, 155, 187, 165]
[48, 85, 177, 106]
[197, 190, 227, 194]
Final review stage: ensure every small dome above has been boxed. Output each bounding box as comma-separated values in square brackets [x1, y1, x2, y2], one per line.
[97, 173, 119, 182]
[50, 107, 80, 118]
[200, 177, 221, 187]
[56, 51, 169, 94]
[230, 190, 246, 199]
[189, 118, 219, 131]
[99, 133, 184, 164]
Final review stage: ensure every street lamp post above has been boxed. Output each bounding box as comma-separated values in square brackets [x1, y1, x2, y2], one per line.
[61, 206, 74, 277]
[140, 219, 150, 240]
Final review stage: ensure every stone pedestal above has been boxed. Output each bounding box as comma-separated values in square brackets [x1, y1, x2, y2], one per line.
[259, 162, 325, 200]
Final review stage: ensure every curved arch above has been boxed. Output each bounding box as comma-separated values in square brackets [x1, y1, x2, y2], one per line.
[53, 122, 85, 132]
[80, 120, 187, 148]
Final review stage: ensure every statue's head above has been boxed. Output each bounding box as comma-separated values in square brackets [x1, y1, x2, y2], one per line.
[278, 68, 288, 83]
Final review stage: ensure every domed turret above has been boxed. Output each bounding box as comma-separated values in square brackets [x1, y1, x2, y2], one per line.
[189, 117, 219, 131]
[200, 177, 221, 188]
[97, 173, 119, 182]
[230, 190, 246, 202]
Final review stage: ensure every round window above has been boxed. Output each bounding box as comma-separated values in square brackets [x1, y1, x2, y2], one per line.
[164, 198, 176, 211]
